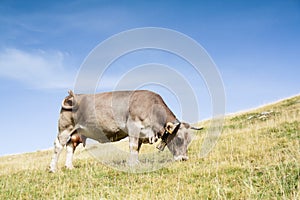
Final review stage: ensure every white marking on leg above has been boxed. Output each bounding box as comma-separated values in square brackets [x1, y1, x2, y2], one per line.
[49, 137, 63, 172]
[127, 119, 142, 166]
[65, 144, 74, 170]
[128, 137, 140, 166]
[128, 149, 139, 166]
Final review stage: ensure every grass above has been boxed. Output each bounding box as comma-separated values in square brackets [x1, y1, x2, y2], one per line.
[0, 95, 299, 199]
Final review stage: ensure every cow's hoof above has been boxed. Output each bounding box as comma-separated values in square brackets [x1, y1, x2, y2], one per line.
[49, 168, 56, 173]
[48, 165, 56, 173]
[65, 165, 74, 170]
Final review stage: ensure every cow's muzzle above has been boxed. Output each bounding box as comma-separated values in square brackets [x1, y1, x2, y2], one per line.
[174, 155, 189, 161]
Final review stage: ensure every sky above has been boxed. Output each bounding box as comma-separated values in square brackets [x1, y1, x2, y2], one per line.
[0, 0, 299, 156]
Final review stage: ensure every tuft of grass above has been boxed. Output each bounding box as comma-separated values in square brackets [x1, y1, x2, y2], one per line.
[1, 95, 300, 199]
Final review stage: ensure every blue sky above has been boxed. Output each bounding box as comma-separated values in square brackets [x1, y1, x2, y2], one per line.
[0, 0, 299, 155]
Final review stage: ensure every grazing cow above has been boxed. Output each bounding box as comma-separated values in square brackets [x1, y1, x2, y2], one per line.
[49, 90, 202, 172]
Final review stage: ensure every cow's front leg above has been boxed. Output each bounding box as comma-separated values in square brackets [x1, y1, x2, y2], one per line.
[128, 136, 142, 166]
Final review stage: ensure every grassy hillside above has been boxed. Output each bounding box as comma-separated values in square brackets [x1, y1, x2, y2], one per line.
[1, 95, 299, 199]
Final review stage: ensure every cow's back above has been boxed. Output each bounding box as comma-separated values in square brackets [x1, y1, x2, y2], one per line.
[127, 90, 176, 124]
[71, 90, 176, 139]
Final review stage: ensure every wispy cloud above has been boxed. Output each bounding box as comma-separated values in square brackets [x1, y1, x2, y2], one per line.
[0, 48, 75, 89]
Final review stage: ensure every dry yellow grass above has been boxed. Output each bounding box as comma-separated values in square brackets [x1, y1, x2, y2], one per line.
[0, 95, 299, 199]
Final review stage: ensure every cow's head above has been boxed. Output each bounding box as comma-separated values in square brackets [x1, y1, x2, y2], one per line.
[160, 122, 202, 161]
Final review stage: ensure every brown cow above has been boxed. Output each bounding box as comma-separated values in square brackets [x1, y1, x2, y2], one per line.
[49, 90, 202, 172]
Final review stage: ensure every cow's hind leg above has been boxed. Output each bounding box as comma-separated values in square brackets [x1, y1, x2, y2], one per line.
[49, 130, 71, 172]
[65, 142, 75, 170]
[49, 137, 64, 172]
[65, 132, 83, 170]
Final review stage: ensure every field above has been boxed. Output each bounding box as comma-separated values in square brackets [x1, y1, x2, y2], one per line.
[0, 95, 299, 199]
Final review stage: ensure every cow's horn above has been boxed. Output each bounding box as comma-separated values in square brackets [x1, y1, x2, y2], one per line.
[165, 122, 175, 134]
[166, 122, 182, 134]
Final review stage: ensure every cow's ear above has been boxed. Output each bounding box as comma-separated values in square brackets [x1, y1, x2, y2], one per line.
[182, 122, 191, 129]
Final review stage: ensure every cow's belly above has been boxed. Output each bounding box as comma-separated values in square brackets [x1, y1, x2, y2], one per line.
[77, 124, 128, 143]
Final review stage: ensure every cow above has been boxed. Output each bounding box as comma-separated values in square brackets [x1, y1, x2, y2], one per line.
[49, 90, 202, 172]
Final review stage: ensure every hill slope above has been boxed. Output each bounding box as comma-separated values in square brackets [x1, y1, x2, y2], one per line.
[0, 95, 299, 199]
